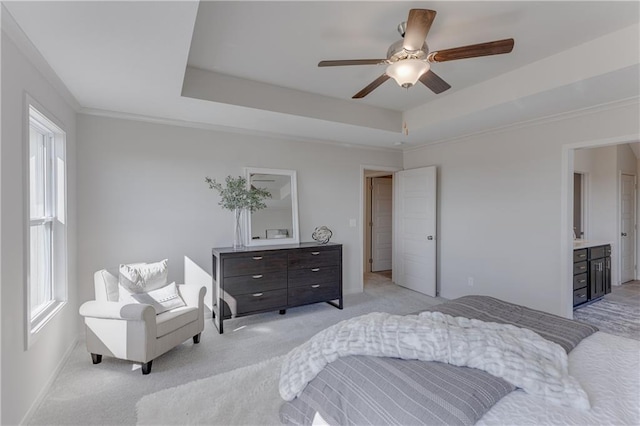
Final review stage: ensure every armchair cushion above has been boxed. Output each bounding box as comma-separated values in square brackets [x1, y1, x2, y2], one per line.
[120, 282, 186, 315]
[118, 259, 168, 293]
[156, 306, 198, 338]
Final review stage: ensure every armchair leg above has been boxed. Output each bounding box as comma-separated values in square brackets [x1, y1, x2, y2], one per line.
[91, 353, 102, 364]
[141, 361, 153, 375]
[193, 333, 201, 344]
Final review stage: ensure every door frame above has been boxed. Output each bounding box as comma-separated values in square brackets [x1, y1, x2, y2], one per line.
[561, 134, 638, 319]
[619, 172, 637, 283]
[359, 165, 402, 291]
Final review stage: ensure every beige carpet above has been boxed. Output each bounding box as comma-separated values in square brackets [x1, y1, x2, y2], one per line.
[136, 356, 284, 425]
[28, 275, 443, 425]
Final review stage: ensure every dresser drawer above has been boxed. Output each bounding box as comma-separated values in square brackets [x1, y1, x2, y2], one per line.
[223, 289, 287, 317]
[573, 261, 588, 275]
[288, 267, 339, 288]
[223, 252, 287, 277]
[288, 247, 340, 269]
[224, 271, 287, 296]
[288, 282, 340, 306]
[573, 273, 588, 290]
[573, 249, 587, 262]
[573, 287, 588, 306]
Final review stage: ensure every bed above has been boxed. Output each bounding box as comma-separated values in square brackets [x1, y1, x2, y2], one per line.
[279, 296, 640, 425]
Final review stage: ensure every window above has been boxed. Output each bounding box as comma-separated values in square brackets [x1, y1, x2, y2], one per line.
[27, 104, 67, 340]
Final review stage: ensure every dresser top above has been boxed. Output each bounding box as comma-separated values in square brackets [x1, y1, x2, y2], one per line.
[212, 241, 341, 255]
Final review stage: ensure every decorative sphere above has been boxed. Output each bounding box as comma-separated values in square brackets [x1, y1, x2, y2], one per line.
[312, 226, 333, 244]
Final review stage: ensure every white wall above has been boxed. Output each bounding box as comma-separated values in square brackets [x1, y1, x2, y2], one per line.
[76, 114, 402, 308]
[617, 144, 638, 174]
[589, 147, 617, 249]
[403, 101, 640, 316]
[1, 24, 78, 425]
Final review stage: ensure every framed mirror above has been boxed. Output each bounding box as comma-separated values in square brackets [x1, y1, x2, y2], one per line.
[245, 167, 299, 246]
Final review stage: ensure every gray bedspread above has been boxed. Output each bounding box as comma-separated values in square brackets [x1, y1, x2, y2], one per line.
[279, 295, 598, 426]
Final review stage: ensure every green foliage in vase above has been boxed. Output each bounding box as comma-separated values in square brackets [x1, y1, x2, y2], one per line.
[205, 175, 271, 212]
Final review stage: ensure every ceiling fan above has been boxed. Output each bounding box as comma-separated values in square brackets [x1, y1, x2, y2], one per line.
[318, 9, 514, 99]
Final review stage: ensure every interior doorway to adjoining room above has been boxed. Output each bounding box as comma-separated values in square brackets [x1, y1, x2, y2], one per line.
[367, 176, 393, 273]
[565, 140, 639, 318]
[361, 166, 401, 289]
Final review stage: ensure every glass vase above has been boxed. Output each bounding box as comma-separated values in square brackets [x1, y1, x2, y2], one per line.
[233, 208, 246, 251]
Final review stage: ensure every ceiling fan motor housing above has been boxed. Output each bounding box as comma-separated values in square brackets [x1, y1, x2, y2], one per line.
[386, 39, 429, 62]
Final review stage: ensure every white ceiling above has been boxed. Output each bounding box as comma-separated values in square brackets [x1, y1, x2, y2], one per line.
[3, 1, 640, 150]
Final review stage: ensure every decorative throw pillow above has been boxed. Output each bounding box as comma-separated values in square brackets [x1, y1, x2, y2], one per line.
[132, 282, 186, 314]
[118, 259, 168, 293]
[120, 282, 186, 315]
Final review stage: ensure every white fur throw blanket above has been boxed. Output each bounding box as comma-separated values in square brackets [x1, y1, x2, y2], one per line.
[279, 312, 590, 410]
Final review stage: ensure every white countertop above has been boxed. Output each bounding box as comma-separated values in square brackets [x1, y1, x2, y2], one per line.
[573, 240, 613, 250]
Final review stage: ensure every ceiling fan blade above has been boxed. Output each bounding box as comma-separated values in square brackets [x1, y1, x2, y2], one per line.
[318, 59, 387, 67]
[428, 38, 514, 63]
[419, 70, 451, 94]
[352, 74, 390, 99]
[402, 9, 437, 52]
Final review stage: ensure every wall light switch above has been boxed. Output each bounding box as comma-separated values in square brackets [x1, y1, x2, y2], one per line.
[349, 219, 357, 227]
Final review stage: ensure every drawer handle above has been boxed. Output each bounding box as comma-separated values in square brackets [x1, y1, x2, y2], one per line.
[252, 293, 263, 297]
[577, 294, 586, 298]
[252, 275, 263, 279]
[579, 279, 586, 283]
[311, 252, 320, 255]
[311, 284, 320, 288]
[311, 268, 320, 272]
[252, 256, 263, 260]
[579, 266, 586, 270]
[578, 254, 586, 258]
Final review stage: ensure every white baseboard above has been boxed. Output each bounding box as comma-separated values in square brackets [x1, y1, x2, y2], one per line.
[20, 335, 80, 425]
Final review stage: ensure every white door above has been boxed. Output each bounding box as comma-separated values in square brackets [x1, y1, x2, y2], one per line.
[620, 174, 636, 283]
[393, 166, 437, 297]
[372, 177, 392, 271]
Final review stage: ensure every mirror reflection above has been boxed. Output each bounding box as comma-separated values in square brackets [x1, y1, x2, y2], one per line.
[245, 168, 299, 246]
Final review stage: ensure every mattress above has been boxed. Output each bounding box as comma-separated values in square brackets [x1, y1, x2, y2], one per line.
[477, 331, 640, 425]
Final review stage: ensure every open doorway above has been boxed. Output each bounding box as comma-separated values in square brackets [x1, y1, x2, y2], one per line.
[361, 166, 401, 290]
[366, 175, 393, 276]
[566, 142, 639, 319]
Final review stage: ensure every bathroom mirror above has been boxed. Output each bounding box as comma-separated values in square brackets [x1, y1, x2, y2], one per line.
[245, 167, 299, 246]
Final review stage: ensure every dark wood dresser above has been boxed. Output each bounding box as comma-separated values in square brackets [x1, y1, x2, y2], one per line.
[211, 242, 343, 333]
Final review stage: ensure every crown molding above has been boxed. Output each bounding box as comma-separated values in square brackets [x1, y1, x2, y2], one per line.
[79, 107, 402, 154]
[1, 4, 80, 111]
[404, 96, 640, 153]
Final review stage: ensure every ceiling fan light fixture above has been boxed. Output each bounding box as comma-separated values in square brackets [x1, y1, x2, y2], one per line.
[386, 59, 430, 88]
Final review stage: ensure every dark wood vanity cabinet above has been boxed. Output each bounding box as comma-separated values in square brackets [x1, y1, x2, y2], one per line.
[572, 249, 588, 306]
[589, 245, 612, 300]
[573, 244, 611, 308]
[212, 242, 342, 333]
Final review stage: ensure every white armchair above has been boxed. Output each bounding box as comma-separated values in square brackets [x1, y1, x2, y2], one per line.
[79, 268, 206, 374]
